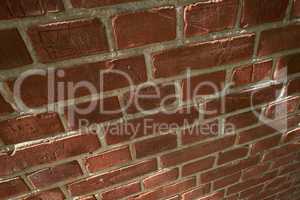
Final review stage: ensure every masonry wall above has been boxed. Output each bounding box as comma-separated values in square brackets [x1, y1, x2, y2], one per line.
[0, 0, 300, 200]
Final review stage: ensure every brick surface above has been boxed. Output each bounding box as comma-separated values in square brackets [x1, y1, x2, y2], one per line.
[184, 0, 239, 36]
[294, 0, 300, 17]
[71, 0, 137, 8]
[181, 184, 210, 200]
[241, 0, 289, 28]
[214, 172, 241, 190]
[258, 24, 300, 56]
[85, 146, 132, 173]
[101, 181, 141, 200]
[0, 0, 64, 20]
[135, 134, 177, 158]
[0, 94, 14, 115]
[28, 18, 109, 63]
[24, 188, 65, 200]
[68, 159, 157, 196]
[250, 134, 282, 155]
[274, 53, 300, 79]
[218, 147, 249, 165]
[143, 168, 179, 189]
[182, 156, 215, 177]
[0, 134, 100, 176]
[152, 34, 255, 78]
[0, 112, 64, 145]
[0, 28, 33, 69]
[113, 7, 176, 49]
[8, 55, 147, 108]
[225, 111, 258, 130]
[28, 161, 82, 188]
[0, 177, 29, 199]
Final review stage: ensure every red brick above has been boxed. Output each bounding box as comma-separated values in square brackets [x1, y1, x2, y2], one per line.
[201, 155, 260, 183]
[274, 53, 300, 79]
[85, 146, 131, 173]
[218, 147, 249, 165]
[197, 190, 225, 200]
[161, 135, 235, 167]
[181, 120, 220, 145]
[123, 83, 176, 114]
[182, 71, 226, 101]
[0, 0, 64, 20]
[24, 188, 65, 200]
[241, 0, 289, 28]
[213, 172, 241, 190]
[68, 159, 157, 196]
[101, 181, 141, 200]
[264, 96, 300, 119]
[0, 28, 32, 69]
[182, 156, 215, 177]
[238, 125, 277, 144]
[225, 111, 258, 130]
[130, 178, 196, 200]
[181, 184, 210, 200]
[293, 0, 300, 17]
[272, 154, 297, 169]
[231, 60, 272, 86]
[0, 112, 64, 145]
[28, 18, 108, 63]
[135, 134, 177, 158]
[263, 143, 300, 161]
[0, 177, 29, 199]
[0, 134, 100, 176]
[143, 168, 179, 189]
[258, 24, 300, 56]
[0, 94, 14, 115]
[184, 0, 239, 36]
[251, 134, 282, 154]
[284, 128, 300, 142]
[288, 78, 300, 95]
[279, 162, 300, 175]
[239, 184, 263, 199]
[242, 162, 270, 180]
[152, 34, 255, 78]
[8, 55, 147, 108]
[28, 161, 82, 188]
[227, 171, 277, 195]
[105, 106, 199, 145]
[71, 0, 137, 8]
[65, 96, 123, 130]
[112, 7, 176, 49]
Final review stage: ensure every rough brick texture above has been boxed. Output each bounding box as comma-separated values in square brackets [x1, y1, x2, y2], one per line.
[0, 0, 300, 200]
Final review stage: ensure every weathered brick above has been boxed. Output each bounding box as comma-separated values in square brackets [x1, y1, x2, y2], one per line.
[263, 143, 300, 161]
[239, 184, 263, 199]
[181, 184, 210, 200]
[28, 161, 82, 188]
[293, 0, 300, 17]
[201, 156, 260, 183]
[68, 159, 157, 196]
[213, 172, 241, 190]
[0, 28, 32, 69]
[0, 112, 64, 145]
[101, 181, 141, 200]
[135, 134, 177, 158]
[184, 0, 239, 36]
[105, 106, 199, 145]
[0, 94, 14, 115]
[241, 0, 289, 27]
[152, 34, 255, 78]
[218, 147, 249, 165]
[8, 55, 147, 108]
[264, 96, 300, 119]
[225, 111, 258, 130]
[28, 18, 109, 63]
[284, 128, 300, 143]
[250, 134, 282, 154]
[161, 135, 235, 167]
[197, 191, 225, 200]
[0, 134, 100, 176]
[24, 188, 65, 200]
[85, 146, 131, 173]
[130, 178, 196, 200]
[238, 125, 277, 144]
[0, 0, 64, 20]
[274, 53, 300, 79]
[182, 156, 215, 177]
[288, 78, 300, 95]
[258, 24, 300, 56]
[112, 7, 176, 49]
[122, 83, 177, 114]
[0, 177, 29, 199]
[242, 163, 270, 180]
[182, 71, 226, 101]
[143, 168, 179, 189]
[65, 96, 123, 130]
[71, 0, 137, 8]
[231, 60, 273, 86]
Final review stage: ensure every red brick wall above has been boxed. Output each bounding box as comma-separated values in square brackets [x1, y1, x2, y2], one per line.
[0, 0, 300, 200]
